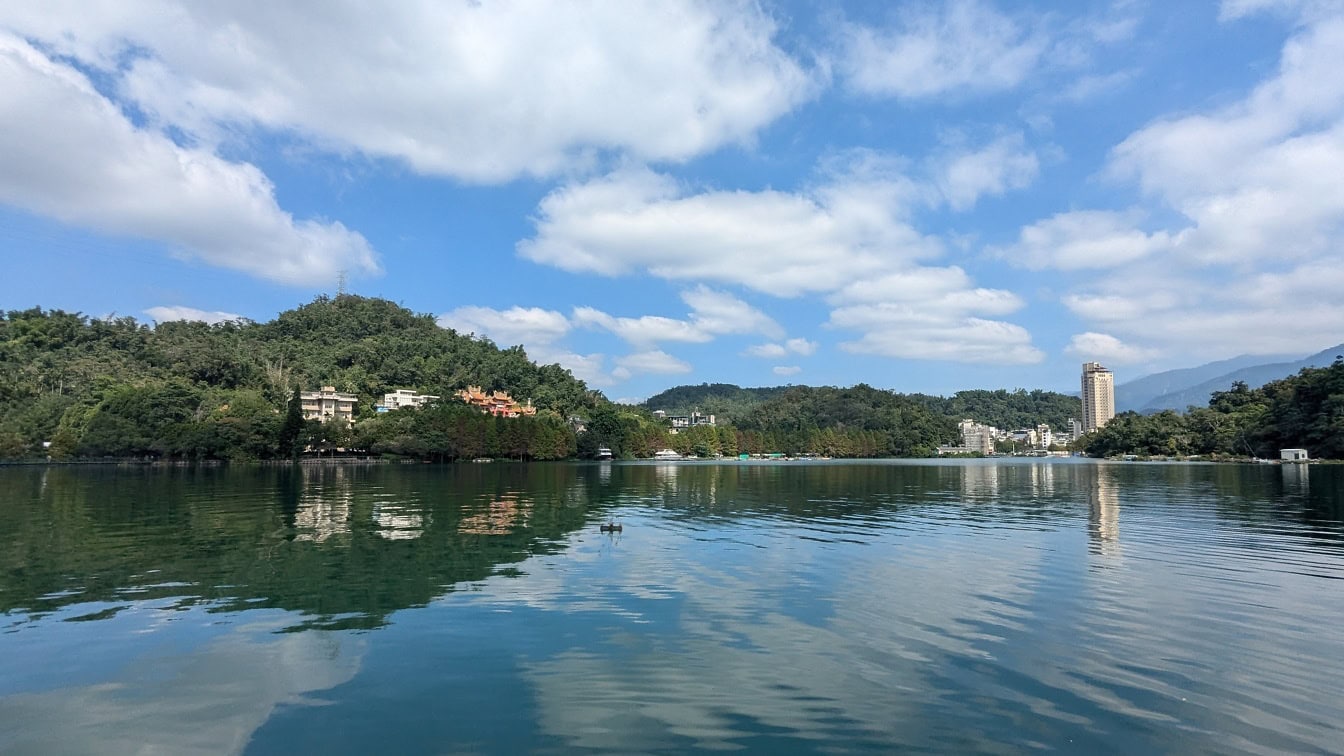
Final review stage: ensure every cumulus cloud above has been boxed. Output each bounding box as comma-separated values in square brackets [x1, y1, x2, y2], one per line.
[572, 307, 712, 346]
[437, 305, 572, 347]
[995, 210, 1172, 270]
[1065, 332, 1159, 365]
[521, 163, 1041, 364]
[0, 34, 378, 286]
[573, 287, 781, 347]
[3, 2, 815, 182]
[837, 0, 1044, 99]
[436, 305, 617, 387]
[1036, 10, 1344, 358]
[680, 285, 784, 339]
[612, 350, 692, 380]
[518, 166, 939, 297]
[743, 338, 816, 359]
[830, 305, 1043, 364]
[144, 306, 245, 325]
[932, 133, 1039, 211]
[743, 343, 788, 358]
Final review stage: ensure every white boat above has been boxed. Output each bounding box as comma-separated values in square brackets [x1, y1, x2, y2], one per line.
[652, 449, 682, 460]
[596, 447, 613, 460]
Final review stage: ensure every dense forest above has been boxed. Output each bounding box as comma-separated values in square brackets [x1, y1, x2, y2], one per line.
[0, 295, 595, 461]
[645, 383, 1079, 432]
[599, 384, 956, 459]
[1080, 360, 1344, 459]
[640, 383, 789, 418]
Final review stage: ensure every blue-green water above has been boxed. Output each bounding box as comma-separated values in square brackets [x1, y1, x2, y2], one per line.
[2, 460, 1342, 754]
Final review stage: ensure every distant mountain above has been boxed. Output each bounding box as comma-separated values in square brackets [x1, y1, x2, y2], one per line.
[1139, 343, 1344, 412]
[1116, 352, 1300, 412]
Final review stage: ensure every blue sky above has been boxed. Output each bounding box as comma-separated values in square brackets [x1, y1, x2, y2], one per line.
[2, 0, 1342, 401]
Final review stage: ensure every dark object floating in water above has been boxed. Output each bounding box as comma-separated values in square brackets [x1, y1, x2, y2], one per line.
[600, 522, 623, 533]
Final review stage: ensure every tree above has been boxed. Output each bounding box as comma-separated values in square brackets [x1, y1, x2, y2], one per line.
[279, 386, 304, 459]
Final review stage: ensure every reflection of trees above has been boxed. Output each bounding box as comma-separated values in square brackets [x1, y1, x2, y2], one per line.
[0, 464, 594, 631]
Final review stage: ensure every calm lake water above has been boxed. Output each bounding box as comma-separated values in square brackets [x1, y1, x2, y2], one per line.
[1, 460, 1342, 754]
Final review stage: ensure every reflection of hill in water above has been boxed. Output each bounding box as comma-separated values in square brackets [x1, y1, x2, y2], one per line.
[0, 465, 603, 631]
[4, 461, 1341, 632]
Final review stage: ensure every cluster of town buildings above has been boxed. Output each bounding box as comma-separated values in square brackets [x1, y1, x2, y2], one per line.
[298, 385, 534, 425]
[937, 362, 1117, 456]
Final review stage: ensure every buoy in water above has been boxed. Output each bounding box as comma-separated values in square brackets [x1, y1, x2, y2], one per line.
[600, 523, 622, 533]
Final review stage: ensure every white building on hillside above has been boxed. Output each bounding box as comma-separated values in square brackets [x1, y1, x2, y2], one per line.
[378, 389, 440, 412]
[301, 386, 357, 425]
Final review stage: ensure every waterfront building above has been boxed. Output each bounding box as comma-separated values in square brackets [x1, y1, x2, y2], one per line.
[958, 419, 996, 455]
[1280, 448, 1309, 462]
[301, 386, 357, 425]
[378, 389, 440, 412]
[1036, 424, 1053, 449]
[1081, 362, 1115, 433]
[456, 385, 537, 417]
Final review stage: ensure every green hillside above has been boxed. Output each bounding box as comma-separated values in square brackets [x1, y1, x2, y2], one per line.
[0, 295, 596, 460]
[1082, 360, 1344, 459]
[639, 383, 788, 418]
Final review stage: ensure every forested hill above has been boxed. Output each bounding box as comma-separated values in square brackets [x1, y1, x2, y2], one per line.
[0, 295, 595, 459]
[644, 383, 1079, 431]
[639, 383, 788, 417]
[1082, 359, 1344, 459]
[910, 389, 1081, 431]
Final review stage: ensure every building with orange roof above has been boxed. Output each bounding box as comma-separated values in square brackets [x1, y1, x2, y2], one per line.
[456, 385, 537, 418]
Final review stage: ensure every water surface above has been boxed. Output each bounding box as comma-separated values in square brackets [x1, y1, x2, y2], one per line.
[2, 460, 1342, 753]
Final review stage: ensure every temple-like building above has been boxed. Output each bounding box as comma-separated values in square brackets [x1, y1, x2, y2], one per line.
[456, 386, 537, 418]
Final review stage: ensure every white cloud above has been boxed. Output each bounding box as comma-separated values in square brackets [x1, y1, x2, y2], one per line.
[572, 287, 782, 347]
[144, 306, 244, 325]
[1038, 11, 1344, 359]
[932, 133, 1039, 211]
[612, 350, 692, 379]
[744, 338, 816, 359]
[437, 306, 572, 348]
[995, 210, 1172, 270]
[772, 365, 801, 376]
[435, 305, 617, 387]
[3, 2, 815, 183]
[518, 166, 939, 298]
[680, 285, 784, 339]
[1065, 332, 1159, 365]
[572, 307, 713, 346]
[838, 0, 1044, 99]
[830, 304, 1043, 364]
[0, 34, 378, 286]
[522, 164, 1041, 364]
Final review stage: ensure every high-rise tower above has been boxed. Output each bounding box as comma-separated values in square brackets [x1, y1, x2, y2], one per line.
[1081, 362, 1115, 433]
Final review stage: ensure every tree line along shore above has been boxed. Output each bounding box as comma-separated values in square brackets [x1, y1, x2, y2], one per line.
[2, 295, 1339, 462]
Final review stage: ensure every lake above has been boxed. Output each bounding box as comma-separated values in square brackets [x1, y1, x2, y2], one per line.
[2, 459, 1342, 754]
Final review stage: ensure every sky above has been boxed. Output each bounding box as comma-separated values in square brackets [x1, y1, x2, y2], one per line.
[2, 0, 1343, 402]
